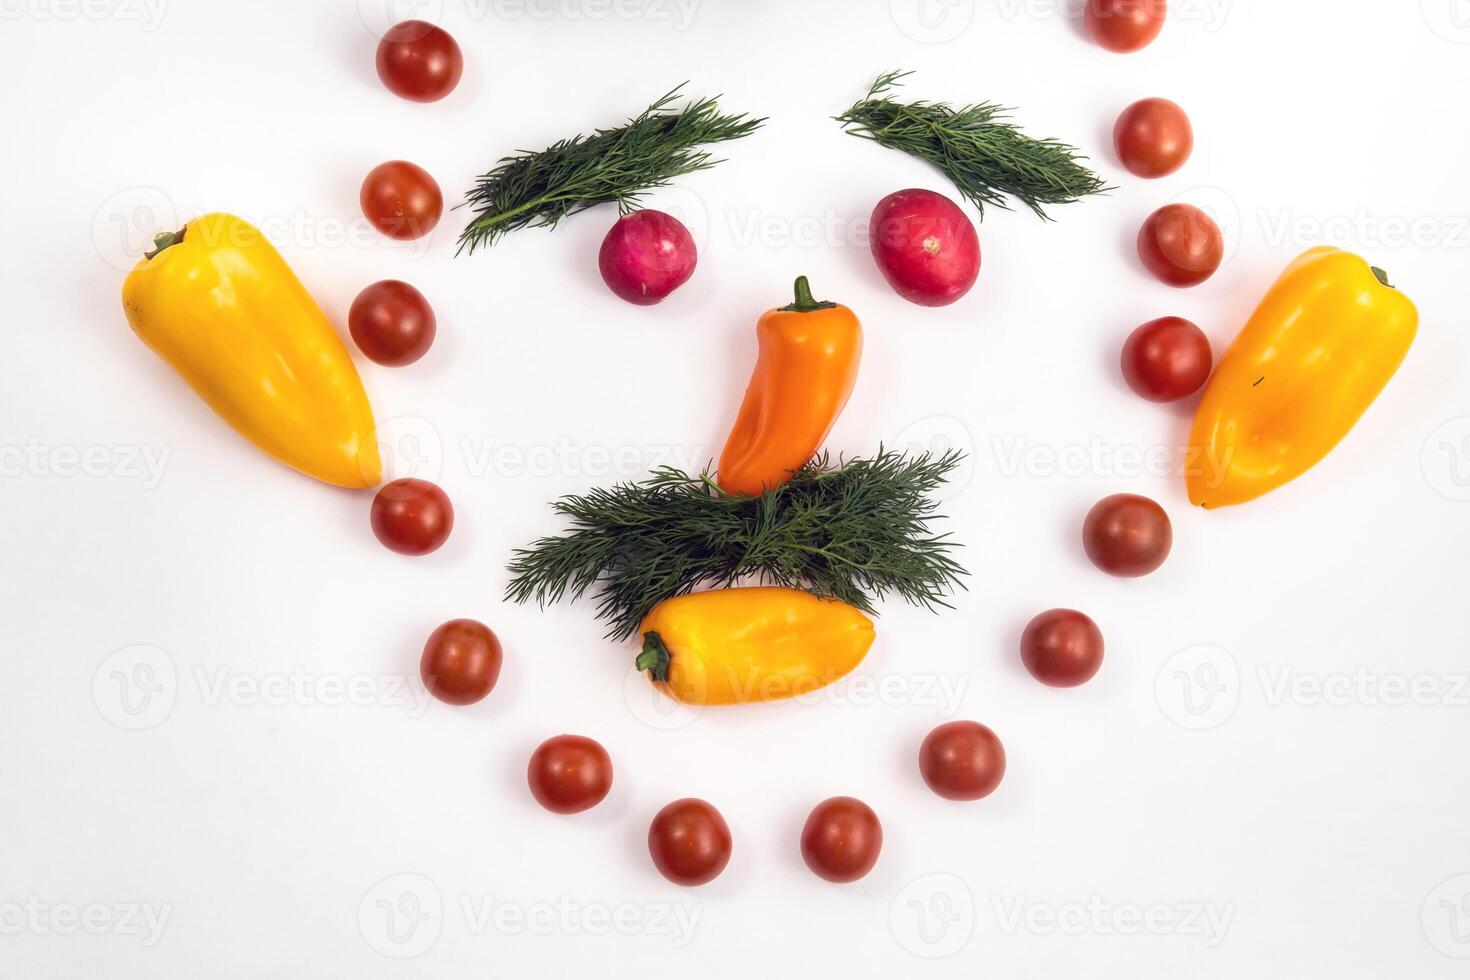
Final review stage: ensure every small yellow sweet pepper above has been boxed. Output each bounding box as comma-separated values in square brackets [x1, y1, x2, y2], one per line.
[1187, 246, 1417, 509]
[635, 587, 876, 705]
[121, 213, 381, 489]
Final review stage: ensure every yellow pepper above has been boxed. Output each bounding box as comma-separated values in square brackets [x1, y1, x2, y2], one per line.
[121, 212, 381, 489]
[634, 587, 876, 705]
[1187, 246, 1417, 509]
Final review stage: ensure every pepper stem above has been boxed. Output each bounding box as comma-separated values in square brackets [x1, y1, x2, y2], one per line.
[1370, 266, 1394, 289]
[635, 632, 672, 683]
[144, 226, 186, 261]
[780, 275, 838, 313]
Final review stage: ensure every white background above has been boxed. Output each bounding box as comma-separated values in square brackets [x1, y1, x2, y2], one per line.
[3, 0, 1470, 976]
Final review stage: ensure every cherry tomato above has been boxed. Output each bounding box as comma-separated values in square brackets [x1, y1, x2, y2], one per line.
[1085, 0, 1166, 53]
[1083, 493, 1172, 577]
[800, 797, 882, 883]
[420, 618, 502, 706]
[361, 161, 442, 241]
[1113, 98, 1193, 178]
[648, 799, 731, 887]
[1020, 609, 1105, 687]
[919, 721, 1006, 801]
[376, 20, 463, 103]
[370, 478, 453, 555]
[349, 280, 436, 367]
[1121, 316, 1212, 402]
[527, 735, 613, 814]
[1137, 203, 1223, 287]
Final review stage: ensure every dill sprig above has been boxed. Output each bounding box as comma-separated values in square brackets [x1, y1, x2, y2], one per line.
[835, 70, 1112, 220]
[458, 85, 764, 254]
[505, 449, 969, 639]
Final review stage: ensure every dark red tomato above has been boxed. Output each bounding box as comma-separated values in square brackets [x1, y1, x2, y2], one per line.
[1137, 203, 1223, 287]
[527, 735, 613, 814]
[1113, 98, 1193, 178]
[599, 210, 698, 305]
[648, 799, 731, 887]
[1020, 609, 1105, 687]
[376, 20, 463, 103]
[1083, 493, 1172, 577]
[361, 161, 443, 241]
[919, 721, 1006, 801]
[420, 618, 502, 706]
[1121, 316, 1212, 402]
[800, 797, 882, 883]
[1085, 0, 1167, 53]
[349, 280, 436, 366]
[370, 478, 453, 555]
[869, 188, 981, 306]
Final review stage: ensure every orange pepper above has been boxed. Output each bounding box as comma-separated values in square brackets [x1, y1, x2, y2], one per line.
[717, 276, 862, 495]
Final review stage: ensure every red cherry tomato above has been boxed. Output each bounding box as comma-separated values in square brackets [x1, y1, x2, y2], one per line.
[598, 210, 698, 305]
[919, 721, 1006, 801]
[361, 161, 442, 241]
[1137, 203, 1223, 287]
[1020, 609, 1105, 687]
[370, 478, 453, 555]
[1113, 98, 1193, 178]
[527, 735, 613, 814]
[1085, 0, 1166, 52]
[1083, 493, 1172, 577]
[648, 799, 731, 887]
[349, 280, 436, 366]
[1121, 316, 1212, 402]
[420, 618, 502, 706]
[800, 797, 882, 883]
[376, 20, 463, 103]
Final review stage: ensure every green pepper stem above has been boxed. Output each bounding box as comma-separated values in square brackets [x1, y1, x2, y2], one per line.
[780, 275, 838, 313]
[144, 226, 186, 261]
[1370, 266, 1394, 289]
[635, 632, 672, 682]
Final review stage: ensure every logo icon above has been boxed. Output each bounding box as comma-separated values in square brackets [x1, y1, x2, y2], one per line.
[1423, 874, 1470, 957]
[358, 873, 442, 958]
[372, 414, 444, 484]
[889, 0, 976, 43]
[1155, 644, 1240, 730]
[623, 662, 704, 731]
[93, 645, 177, 730]
[1422, 416, 1470, 501]
[92, 187, 180, 273]
[1422, 0, 1470, 43]
[891, 415, 976, 500]
[890, 873, 975, 958]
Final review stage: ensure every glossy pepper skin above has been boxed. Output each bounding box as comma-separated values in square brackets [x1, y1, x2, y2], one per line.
[717, 277, 862, 496]
[122, 213, 382, 488]
[1187, 247, 1417, 508]
[634, 587, 876, 705]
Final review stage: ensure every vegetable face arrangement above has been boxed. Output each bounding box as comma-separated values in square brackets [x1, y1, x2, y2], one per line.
[116, 12, 1423, 891]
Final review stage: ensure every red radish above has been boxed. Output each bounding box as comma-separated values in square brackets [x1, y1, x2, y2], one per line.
[598, 210, 697, 305]
[868, 189, 980, 306]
